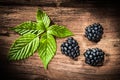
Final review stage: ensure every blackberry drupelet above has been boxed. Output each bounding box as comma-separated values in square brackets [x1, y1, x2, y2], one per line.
[61, 37, 80, 59]
[84, 48, 105, 66]
[85, 23, 104, 42]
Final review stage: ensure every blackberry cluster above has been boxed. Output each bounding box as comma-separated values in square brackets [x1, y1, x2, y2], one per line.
[61, 37, 80, 59]
[84, 48, 105, 66]
[85, 23, 104, 42]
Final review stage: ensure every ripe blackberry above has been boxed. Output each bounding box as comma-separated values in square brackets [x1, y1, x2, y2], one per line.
[84, 48, 105, 66]
[61, 37, 80, 59]
[85, 23, 104, 42]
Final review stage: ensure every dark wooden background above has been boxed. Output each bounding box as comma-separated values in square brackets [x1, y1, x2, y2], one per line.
[0, 0, 120, 80]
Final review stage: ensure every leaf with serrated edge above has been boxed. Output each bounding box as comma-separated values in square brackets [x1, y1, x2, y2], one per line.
[47, 25, 73, 38]
[36, 9, 50, 29]
[9, 9, 74, 70]
[38, 33, 56, 69]
[9, 33, 39, 60]
[11, 21, 44, 35]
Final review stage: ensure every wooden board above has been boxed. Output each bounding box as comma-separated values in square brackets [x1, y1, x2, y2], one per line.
[0, 0, 120, 80]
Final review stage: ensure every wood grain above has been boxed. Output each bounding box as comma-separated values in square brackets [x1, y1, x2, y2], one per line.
[0, 0, 120, 80]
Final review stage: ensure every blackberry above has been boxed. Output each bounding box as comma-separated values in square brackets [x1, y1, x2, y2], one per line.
[84, 48, 105, 66]
[61, 37, 80, 59]
[85, 23, 104, 42]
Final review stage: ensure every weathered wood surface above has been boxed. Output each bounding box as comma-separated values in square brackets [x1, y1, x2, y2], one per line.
[0, 0, 120, 80]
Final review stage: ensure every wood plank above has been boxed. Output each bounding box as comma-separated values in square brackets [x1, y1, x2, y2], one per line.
[0, 0, 120, 7]
[0, 4, 120, 80]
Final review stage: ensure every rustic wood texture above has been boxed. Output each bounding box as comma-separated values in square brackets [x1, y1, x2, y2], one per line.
[0, 0, 120, 80]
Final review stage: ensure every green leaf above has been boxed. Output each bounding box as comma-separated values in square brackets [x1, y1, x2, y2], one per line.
[38, 33, 56, 69]
[11, 21, 44, 35]
[9, 33, 39, 60]
[47, 25, 73, 38]
[36, 9, 50, 29]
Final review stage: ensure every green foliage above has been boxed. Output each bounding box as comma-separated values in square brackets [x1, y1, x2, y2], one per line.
[9, 9, 73, 69]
